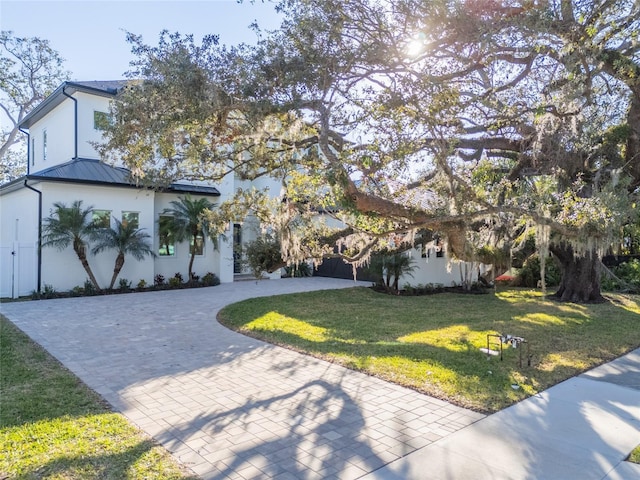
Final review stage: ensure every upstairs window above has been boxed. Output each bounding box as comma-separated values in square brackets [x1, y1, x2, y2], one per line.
[92, 210, 111, 228]
[42, 130, 47, 161]
[94, 111, 111, 130]
[121, 211, 139, 229]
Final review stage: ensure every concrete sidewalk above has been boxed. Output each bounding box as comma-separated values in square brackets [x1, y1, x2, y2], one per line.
[2, 278, 639, 479]
[362, 349, 640, 480]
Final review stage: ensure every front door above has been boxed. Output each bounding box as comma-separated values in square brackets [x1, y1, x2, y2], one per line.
[233, 223, 242, 274]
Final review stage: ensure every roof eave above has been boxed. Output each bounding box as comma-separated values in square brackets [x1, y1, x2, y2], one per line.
[19, 81, 122, 129]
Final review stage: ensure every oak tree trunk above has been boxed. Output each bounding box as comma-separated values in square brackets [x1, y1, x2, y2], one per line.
[550, 243, 604, 303]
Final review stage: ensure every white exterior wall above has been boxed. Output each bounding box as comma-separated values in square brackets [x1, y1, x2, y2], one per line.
[29, 100, 74, 172]
[0, 187, 40, 298]
[400, 246, 482, 287]
[39, 183, 156, 291]
[153, 192, 233, 283]
[76, 92, 112, 160]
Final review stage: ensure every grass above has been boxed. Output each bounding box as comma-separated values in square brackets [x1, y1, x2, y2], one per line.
[0, 315, 198, 480]
[219, 287, 640, 413]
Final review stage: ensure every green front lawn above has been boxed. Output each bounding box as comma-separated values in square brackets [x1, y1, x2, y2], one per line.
[0, 315, 197, 479]
[219, 287, 640, 413]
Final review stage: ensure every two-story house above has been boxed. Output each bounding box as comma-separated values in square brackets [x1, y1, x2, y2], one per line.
[1, 80, 485, 298]
[0, 80, 281, 298]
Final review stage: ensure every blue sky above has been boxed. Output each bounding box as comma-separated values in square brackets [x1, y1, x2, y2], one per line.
[1, 0, 282, 81]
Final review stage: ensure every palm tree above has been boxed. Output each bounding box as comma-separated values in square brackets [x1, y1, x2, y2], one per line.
[369, 251, 417, 291]
[384, 252, 416, 290]
[42, 200, 101, 290]
[161, 195, 215, 281]
[91, 218, 155, 289]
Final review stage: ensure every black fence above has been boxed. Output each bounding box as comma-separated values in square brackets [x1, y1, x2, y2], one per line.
[313, 258, 377, 282]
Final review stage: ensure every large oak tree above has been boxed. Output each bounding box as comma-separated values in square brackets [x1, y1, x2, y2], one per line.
[99, 1, 639, 302]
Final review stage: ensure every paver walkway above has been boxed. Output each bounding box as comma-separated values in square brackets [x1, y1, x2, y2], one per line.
[2, 278, 484, 479]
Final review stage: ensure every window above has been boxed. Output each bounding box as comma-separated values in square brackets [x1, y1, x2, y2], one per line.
[121, 211, 139, 229]
[158, 215, 175, 256]
[31, 138, 35, 166]
[94, 111, 111, 130]
[435, 237, 445, 258]
[42, 130, 47, 161]
[191, 234, 204, 256]
[92, 210, 111, 228]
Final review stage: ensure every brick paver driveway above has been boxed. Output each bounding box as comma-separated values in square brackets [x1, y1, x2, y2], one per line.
[2, 278, 484, 479]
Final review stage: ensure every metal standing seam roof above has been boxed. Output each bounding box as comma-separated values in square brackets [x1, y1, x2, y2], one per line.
[19, 80, 131, 129]
[21, 158, 220, 196]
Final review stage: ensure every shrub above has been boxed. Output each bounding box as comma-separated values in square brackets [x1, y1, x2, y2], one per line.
[70, 286, 84, 297]
[137, 279, 147, 289]
[369, 251, 416, 291]
[285, 262, 312, 278]
[602, 259, 640, 292]
[168, 275, 182, 288]
[83, 279, 98, 295]
[118, 278, 132, 290]
[244, 234, 283, 279]
[173, 272, 184, 283]
[32, 284, 57, 300]
[154, 274, 165, 286]
[516, 254, 561, 287]
[201, 272, 220, 286]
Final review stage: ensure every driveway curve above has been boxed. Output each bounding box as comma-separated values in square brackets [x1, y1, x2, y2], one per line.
[2, 278, 483, 480]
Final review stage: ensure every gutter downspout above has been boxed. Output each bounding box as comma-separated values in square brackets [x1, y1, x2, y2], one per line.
[62, 85, 78, 159]
[24, 179, 42, 293]
[19, 127, 30, 175]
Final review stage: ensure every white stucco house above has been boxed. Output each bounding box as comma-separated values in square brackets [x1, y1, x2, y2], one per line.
[0, 81, 279, 298]
[0, 80, 483, 298]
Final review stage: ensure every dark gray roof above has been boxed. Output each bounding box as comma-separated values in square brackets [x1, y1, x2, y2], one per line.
[19, 80, 130, 129]
[69, 80, 128, 94]
[19, 158, 220, 196]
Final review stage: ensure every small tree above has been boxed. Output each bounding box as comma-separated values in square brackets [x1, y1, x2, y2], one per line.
[42, 200, 100, 290]
[244, 234, 285, 279]
[370, 251, 416, 291]
[91, 218, 155, 290]
[161, 195, 215, 281]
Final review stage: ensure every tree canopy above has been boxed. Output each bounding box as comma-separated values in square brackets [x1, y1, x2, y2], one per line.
[99, 0, 640, 302]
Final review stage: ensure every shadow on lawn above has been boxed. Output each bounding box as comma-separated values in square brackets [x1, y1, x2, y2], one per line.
[220, 289, 640, 412]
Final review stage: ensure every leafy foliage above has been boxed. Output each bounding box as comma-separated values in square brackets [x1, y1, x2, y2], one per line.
[42, 201, 101, 290]
[91, 217, 155, 290]
[161, 195, 215, 280]
[98, 1, 640, 302]
[244, 234, 284, 279]
[368, 251, 416, 291]
[516, 255, 562, 288]
[201, 272, 220, 286]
